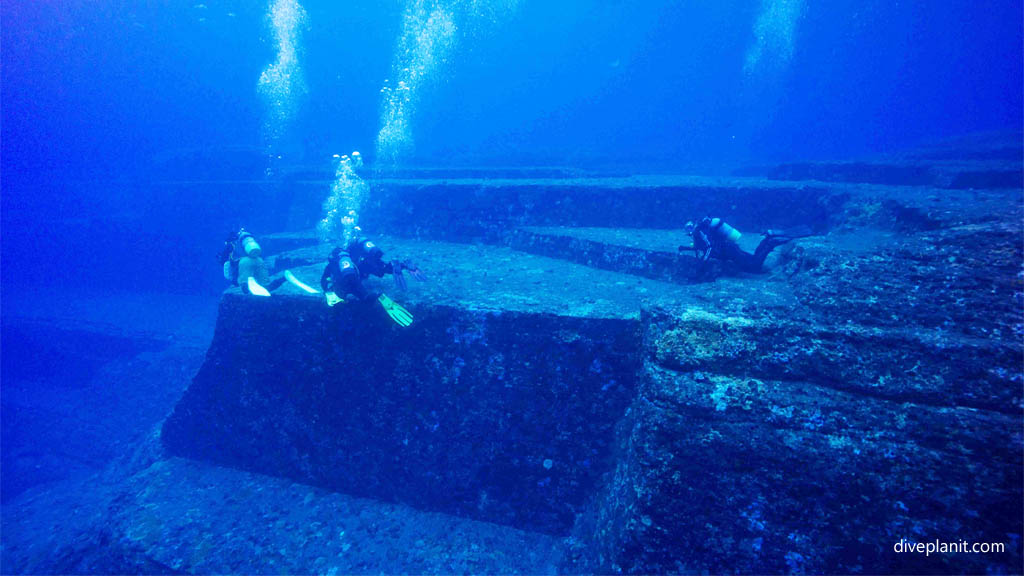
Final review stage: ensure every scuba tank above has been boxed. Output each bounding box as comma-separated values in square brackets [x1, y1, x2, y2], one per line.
[238, 230, 262, 257]
[709, 218, 742, 243]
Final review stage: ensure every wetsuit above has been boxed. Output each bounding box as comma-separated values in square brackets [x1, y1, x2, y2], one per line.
[346, 237, 398, 280]
[321, 237, 415, 300]
[320, 249, 371, 301]
[691, 217, 788, 279]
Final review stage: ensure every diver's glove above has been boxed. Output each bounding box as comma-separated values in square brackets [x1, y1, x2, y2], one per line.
[404, 260, 426, 282]
[392, 259, 407, 292]
[378, 293, 413, 327]
[392, 260, 426, 292]
[325, 292, 345, 307]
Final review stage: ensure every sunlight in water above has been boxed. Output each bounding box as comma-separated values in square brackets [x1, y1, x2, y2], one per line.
[743, 0, 804, 77]
[463, 0, 521, 29]
[375, 0, 519, 166]
[257, 0, 308, 150]
[376, 0, 458, 165]
[318, 152, 368, 247]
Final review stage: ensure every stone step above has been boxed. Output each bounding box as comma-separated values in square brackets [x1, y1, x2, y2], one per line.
[646, 304, 1022, 415]
[513, 224, 1021, 411]
[265, 228, 696, 286]
[308, 175, 842, 242]
[282, 165, 609, 181]
[507, 226, 693, 283]
[259, 230, 321, 255]
[262, 170, 1018, 254]
[1, 457, 564, 574]
[505, 225, 842, 284]
[271, 172, 1019, 265]
[266, 218, 1019, 337]
[266, 226, 845, 288]
[735, 132, 1023, 189]
[736, 160, 1022, 189]
[263, 234, 799, 318]
[569, 362, 1023, 574]
[893, 131, 1024, 162]
[511, 218, 1020, 339]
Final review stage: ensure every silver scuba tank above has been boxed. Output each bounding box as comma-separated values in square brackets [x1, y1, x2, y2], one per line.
[709, 218, 742, 243]
[239, 232, 262, 257]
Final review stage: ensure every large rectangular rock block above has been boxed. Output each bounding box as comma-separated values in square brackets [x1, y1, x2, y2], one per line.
[354, 178, 843, 241]
[507, 227, 696, 283]
[567, 365, 1023, 574]
[648, 308, 1023, 414]
[162, 292, 641, 534]
[739, 160, 1023, 190]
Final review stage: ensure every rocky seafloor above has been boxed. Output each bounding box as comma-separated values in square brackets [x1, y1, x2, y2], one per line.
[2, 136, 1022, 574]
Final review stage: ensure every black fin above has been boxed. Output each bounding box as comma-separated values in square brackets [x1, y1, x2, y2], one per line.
[766, 225, 815, 240]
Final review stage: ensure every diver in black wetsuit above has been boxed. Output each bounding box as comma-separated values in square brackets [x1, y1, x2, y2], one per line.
[320, 236, 424, 299]
[683, 217, 804, 281]
[320, 235, 424, 326]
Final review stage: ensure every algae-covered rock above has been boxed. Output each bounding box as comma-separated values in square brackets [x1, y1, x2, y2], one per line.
[568, 364, 1023, 574]
[654, 314, 758, 371]
[568, 185, 1023, 572]
[650, 308, 1021, 414]
[163, 292, 641, 534]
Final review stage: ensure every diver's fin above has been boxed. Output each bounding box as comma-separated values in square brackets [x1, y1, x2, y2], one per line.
[325, 292, 344, 307]
[378, 293, 413, 327]
[285, 270, 320, 294]
[765, 225, 815, 240]
[247, 277, 272, 297]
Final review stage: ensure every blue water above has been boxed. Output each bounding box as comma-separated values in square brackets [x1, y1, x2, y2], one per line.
[3, 1, 1021, 294]
[1, 1, 1022, 573]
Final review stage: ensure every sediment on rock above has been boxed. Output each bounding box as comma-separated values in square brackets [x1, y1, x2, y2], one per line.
[566, 319, 1023, 574]
[163, 291, 642, 535]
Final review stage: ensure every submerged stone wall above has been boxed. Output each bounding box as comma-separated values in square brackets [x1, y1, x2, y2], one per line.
[741, 160, 1024, 190]
[162, 293, 641, 535]
[506, 228, 695, 283]
[356, 178, 841, 242]
[566, 308, 1023, 574]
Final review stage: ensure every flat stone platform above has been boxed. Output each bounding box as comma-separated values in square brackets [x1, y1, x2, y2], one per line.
[1, 456, 563, 575]
[268, 234, 805, 318]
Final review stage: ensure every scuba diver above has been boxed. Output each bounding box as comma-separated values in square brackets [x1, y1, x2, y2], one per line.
[320, 233, 424, 327]
[682, 217, 811, 281]
[219, 228, 288, 296]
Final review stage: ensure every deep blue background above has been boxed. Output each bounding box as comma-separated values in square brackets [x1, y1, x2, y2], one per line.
[2, 0, 1022, 295]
